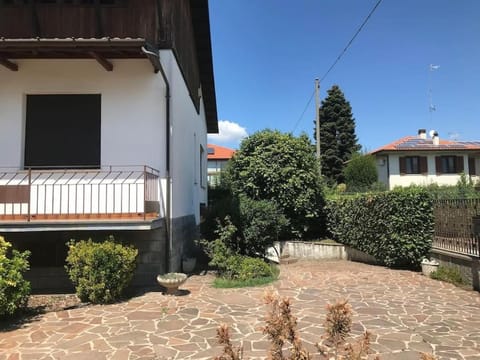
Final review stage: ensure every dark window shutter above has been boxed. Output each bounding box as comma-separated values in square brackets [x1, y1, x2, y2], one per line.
[456, 156, 464, 173]
[399, 157, 406, 175]
[420, 156, 428, 175]
[435, 156, 442, 175]
[469, 157, 476, 176]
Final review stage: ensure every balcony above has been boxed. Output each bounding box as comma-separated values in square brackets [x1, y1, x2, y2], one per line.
[0, 165, 165, 229]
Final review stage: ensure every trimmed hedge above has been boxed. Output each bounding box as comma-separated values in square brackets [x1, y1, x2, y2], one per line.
[65, 237, 138, 304]
[326, 188, 434, 268]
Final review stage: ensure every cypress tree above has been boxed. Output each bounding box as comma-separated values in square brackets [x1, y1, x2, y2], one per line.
[315, 85, 360, 184]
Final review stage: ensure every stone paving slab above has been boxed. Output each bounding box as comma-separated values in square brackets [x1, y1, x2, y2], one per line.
[1, 260, 479, 359]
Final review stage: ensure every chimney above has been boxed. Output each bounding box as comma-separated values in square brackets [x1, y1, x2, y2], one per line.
[418, 129, 427, 139]
[432, 131, 439, 145]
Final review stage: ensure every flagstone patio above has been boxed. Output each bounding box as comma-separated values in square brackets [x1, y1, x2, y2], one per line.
[1, 260, 479, 360]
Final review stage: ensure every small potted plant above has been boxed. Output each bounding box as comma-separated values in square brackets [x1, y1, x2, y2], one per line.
[156, 272, 188, 295]
[421, 258, 440, 277]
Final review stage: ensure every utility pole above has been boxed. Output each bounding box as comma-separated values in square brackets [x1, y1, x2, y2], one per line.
[315, 78, 321, 176]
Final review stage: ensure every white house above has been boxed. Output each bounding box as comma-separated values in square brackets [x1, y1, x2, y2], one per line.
[0, 0, 218, 288]
[371, 129, 480, 190]
[207, 144, 235, 186]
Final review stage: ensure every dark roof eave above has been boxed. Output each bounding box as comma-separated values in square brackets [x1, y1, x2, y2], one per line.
[190, 0, 218, 134]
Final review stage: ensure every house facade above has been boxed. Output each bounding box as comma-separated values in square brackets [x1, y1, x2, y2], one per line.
[207, 144, 235, 186]
[371, 130, 480, 190]
[0, 0, 218, 288]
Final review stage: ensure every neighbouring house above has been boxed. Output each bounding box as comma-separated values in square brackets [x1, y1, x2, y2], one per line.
[371, 129, 480, 190]
[0, 0, 218, 289]
[207, 144, 235, 186]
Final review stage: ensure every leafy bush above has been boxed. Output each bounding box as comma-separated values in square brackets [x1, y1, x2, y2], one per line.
[65, 237, 138, 304]
[235, 256, 274, 281]
[430, 266, 466, 286]
[343, 153, 378, 192]
[203, 196, 287, 257]
[0, 236, 31, 318]
[224, 130, 326, 239]
[326, 187, 434, 268]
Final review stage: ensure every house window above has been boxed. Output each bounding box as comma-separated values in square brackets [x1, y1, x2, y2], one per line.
[435, 156, 464, 175]
[24, 94, 101, 169]
[441, 156, 456, 173]
[399, 156, 427, 175]
[406, 157, 419, 174]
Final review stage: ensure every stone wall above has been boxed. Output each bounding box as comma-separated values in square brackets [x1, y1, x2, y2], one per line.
[268, 241, 379, 265]
[431, 248, 480, 291]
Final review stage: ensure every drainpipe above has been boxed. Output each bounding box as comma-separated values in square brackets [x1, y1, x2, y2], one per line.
[142, 46, 173, 273]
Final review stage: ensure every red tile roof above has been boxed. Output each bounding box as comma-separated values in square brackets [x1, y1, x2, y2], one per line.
[207, 144, 236, 160]
[371, 136, 480, 154]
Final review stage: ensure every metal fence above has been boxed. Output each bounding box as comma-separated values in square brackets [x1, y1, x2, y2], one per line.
[433, 199, 480, 257]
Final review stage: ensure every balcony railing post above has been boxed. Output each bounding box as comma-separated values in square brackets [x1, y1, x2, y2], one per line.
[27, 168, 31, 222]
[143, 165, 147, 221]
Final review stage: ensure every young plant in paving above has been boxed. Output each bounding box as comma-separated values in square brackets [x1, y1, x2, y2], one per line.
[214, 323, 244, 360]
[262, 291, 310, 360]
[213, 295, 438, 360]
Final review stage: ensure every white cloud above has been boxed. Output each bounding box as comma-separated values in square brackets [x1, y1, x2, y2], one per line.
[208, 120, 248, 146]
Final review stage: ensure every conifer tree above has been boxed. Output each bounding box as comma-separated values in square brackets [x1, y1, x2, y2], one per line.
[314, 85, 360, 184]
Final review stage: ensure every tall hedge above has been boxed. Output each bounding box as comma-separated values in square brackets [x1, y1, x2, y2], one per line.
[326, 188, 434, 268]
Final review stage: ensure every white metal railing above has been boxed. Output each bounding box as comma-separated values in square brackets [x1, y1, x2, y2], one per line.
[0, 165, 164, 221]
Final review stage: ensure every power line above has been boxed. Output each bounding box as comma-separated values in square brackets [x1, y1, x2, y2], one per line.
[320, 0, 383, 82]
[291, 0, 383, 134]
[291, 90, 314, 133]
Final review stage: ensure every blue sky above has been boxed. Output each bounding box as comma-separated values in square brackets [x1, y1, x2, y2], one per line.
[207, 0, 480, 151]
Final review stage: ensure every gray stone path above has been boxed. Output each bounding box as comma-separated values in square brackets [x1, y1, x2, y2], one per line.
[1, 260, 479, 359]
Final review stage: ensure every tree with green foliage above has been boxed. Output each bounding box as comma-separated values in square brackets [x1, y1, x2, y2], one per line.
[315, 85, 361, 185]
[224, 129, 325, 239]
[343, 153, 378, 192]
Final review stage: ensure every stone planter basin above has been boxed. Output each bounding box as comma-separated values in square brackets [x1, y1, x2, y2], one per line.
[156, 272, 188, 295]
[421, 259, 439, 277]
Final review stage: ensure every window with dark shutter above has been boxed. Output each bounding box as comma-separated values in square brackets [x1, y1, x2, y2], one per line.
[25, 94, 101, 169]
[401, 156, 422, 175]
[436, 155, 462, 174]
[399, 157, 406, 175]
[456, 156, 464, 173]
[469, 157, 476, 176]
[419, 156, 428, 174]
[435, 156, 442, 175]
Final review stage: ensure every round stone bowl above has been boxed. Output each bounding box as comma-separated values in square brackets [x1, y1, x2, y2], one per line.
[156, 272, 188, 295]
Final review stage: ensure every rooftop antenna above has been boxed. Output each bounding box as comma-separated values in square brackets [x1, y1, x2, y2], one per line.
[448, 131, 460, 141]
[428, 64, 440, 122]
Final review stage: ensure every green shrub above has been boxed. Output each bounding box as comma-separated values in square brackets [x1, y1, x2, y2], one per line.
[326, 187, 434, 268]
[430, 266, 466, 286]
[0, 236, 31, 318]
[203, 196, 287, 258]
[238, 197, 287, 256]
[65, 237, 138, 304]
[235, 256, 274, 281]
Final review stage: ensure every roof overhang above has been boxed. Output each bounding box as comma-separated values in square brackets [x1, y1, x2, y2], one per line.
[190, 0, 218, 134]
[0, 37, 161, 72]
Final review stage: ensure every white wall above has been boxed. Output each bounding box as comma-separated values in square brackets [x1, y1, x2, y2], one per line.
[1, 54, 210, 223]
[159, 50, 208, 223]
[377, 152, 479, 189]
[0, 59, 166, 171]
